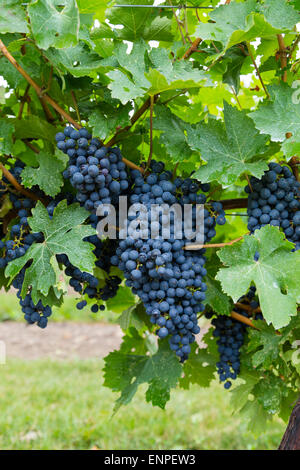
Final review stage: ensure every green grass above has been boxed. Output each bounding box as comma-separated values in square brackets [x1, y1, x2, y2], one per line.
[0, 359, 285, 450]
[0, 293, 116, 323]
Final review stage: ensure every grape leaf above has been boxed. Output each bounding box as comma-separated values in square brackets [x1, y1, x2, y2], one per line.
[106, 0, 173, 42]
[216, 225, 300, 329]
[204, 251, 233, 316]
[0, 1, 28, 33]
[45, 43, 103, 77]
[77, 0, 108, 22]
[103, 337, 182, 411]
[14, 115, 57, 142]
[230, 368, 261, 412]
[5, 200, 95, 302]
[21, 152, 66, 197]
[118, 301, 152, 332]
[107, 70, 147, 105]
[145, 48, 207, 95]
[205, 274, 233, 316]
[106, 284, 136, 314]
[179, 344, 216, 389]
[107, 41, 206, 104]
[0, 119, 15, 155]
[88, 105, 131, 141]
[196, 0, 299, 56]
[247, 322, 281, 368]
[249, 83, 300, 142]
[153, 105, 193, 162]
[253, 373, 289, 414]
[188, 102, 269, 185]
[28, 0, 79, 50]
[238, 399, 272, 436]
[281, 131, 300, 158]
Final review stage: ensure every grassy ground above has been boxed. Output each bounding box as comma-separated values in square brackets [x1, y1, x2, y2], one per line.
[0, 359, 285, 450]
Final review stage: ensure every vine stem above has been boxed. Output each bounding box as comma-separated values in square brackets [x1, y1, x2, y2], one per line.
[0, 162, 48, 205]
[181, 38, 202, 60]
[0, 39, 80, 128]
[183, 234, 245, 250]
[17, 84, 30, 120]
[289, 156, 300, 182]
[169, 0, 186, 44]
[147, 95, 154, 167]
[246, 42, 270, 99]
[277, 34, 288, 82]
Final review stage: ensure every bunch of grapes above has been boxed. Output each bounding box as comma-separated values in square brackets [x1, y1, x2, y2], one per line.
[0, 193, 42, 269]
[111, 160, 226, 361]
[57, 236, 121, 314]
[246, 163, 300, 250]
[55, 126, 129, 212]
[209, 286, 262, 389]
[12, 268, 52, 328]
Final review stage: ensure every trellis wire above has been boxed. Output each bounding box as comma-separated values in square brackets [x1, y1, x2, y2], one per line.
[112, 4, 214, 8]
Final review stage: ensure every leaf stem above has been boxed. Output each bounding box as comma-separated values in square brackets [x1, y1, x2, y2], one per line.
[277, 34, 288, 82]
[183, 234, 245, 251]
[246, 42, 270, 99]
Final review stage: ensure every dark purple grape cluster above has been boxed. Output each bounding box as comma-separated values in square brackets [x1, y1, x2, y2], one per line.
[12, 268, 52, 328]
[55, 126, 129, 211]
[246, 163, 300, 250]
[0, 193, 42, 269]
[57, 236, 121, 313]
[209, 286, 262, 389]
[111, 160, 226, 361]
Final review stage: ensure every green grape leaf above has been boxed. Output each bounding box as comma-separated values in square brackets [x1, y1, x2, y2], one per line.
[21, 152, 66, 198]
[196, 0, 299, 56]
[5, 201, 95, 303]
[153, 105, 193, 162]
[45, 43, 103, 77]
[77, 0, 108, 22]
[107, 70, 146, 105]
[145, 48, 207, 95]
[239, 399, 272, 436]
[253, 373, 289, 414]
[118, 301, 152, 332]
[222, 46, 247, 94]
[205, 274, 233, 316]
[88, 105, 131, 141]
[216, 225, 300, 329]
[249, 83, 300, 142]
[188, 102, 269, 185]
[247, 322, 281, 368]
[28, 0, 79, 50]
[281, 131, 300, 158]
[179, 344, 216, 389]
[106, 284, 136, 315]
[230, 368, 261, 412]
[107, 41, 206, 104]
[0, 1, 28, 33]
[103, 337, 182, 412]
[14, 115, 57, 142]
[106, 0, 173, 42]
[0, 119, 15, 155]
